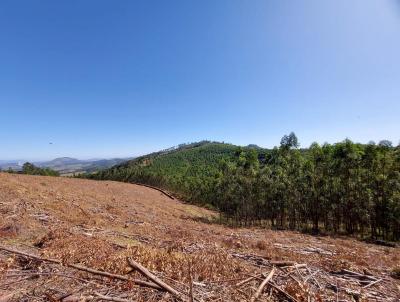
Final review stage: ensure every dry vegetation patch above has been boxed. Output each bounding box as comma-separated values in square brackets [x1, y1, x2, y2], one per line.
[0, 173, 399, 301]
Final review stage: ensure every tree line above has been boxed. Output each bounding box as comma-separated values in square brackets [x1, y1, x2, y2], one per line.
[3, 162, 59, 176]
[86, 135, 400, 241]
[216, 134, 399, 241]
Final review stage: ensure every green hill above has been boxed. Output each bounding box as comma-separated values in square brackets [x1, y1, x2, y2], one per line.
[86, 135, 400, 241]
[88, 141, 265, 204]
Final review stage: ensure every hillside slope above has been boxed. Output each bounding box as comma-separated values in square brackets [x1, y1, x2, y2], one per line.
[0, 173, 399, 301]
[88, 141, 263, 203]
[86, 139, 400, 242]
[39, 157, 131, 175]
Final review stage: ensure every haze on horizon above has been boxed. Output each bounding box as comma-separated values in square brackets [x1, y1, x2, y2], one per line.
[1, 0, 399, 161]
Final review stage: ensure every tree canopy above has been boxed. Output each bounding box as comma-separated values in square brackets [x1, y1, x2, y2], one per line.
[84, 136, 400, 241]
[21, 162, 59, 176]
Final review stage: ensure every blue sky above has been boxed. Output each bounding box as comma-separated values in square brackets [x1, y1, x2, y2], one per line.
[0, 0, 399, 160]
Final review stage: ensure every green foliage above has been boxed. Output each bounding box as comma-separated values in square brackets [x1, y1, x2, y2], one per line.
[22, 162, 59, 176]
[85, 136, 400, 241]
[86, 142, 243, 204]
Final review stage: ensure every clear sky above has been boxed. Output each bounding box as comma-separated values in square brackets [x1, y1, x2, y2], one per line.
[0, 0, 399, 160]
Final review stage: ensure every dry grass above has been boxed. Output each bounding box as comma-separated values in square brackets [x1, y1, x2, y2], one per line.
[0, 173, 399, 301]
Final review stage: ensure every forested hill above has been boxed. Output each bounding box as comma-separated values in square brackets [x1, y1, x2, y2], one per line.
[87, 141, 267, 203]
[85, 135, 400, 241]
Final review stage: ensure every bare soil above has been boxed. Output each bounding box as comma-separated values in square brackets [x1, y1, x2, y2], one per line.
[0, 173, 399, 301]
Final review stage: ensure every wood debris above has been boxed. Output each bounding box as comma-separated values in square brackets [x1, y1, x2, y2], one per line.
[0, 173, 399, 301]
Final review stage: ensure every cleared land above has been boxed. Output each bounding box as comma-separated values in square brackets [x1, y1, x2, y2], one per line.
[0, 173, 399, 301]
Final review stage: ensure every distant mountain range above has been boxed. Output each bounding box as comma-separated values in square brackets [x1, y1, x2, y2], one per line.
[0, 157, 133, 175]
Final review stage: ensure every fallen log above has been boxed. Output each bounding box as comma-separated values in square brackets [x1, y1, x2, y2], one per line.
[127, 257, 184, 300]
[131, 182, 174, 200]
[283, 263, 307, 269]
[69, 264, 161, 290]
[342, 269, 377, 280]
[0, 245, 60, 264]
[236, 275, 257, 287]
[363, 278, 383, 289]
[250, 267, 276, 302]
[0, 245, 161, 290]
[332, 269, 378, 282]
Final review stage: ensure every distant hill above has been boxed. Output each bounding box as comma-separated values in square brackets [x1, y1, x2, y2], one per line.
[1, 157, 132, 175]
[0, 162, 24, 171]
[38, 157, 132, 175]
[246, 144, 262, 149]
[41, 157, 82, 167]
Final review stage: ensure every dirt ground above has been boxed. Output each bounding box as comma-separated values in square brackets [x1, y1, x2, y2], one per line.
[0, 173, 399, 301]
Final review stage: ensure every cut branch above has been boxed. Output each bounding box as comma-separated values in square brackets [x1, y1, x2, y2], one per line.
[363, 278, 383, 289]
[268, 281, 300, 302]
[236, 275, 257, 287]
[250, 267, 276, 302]
[69, 264, 161, 290]
[127, 257, 184, 300]
[0, 245, 60, 264]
